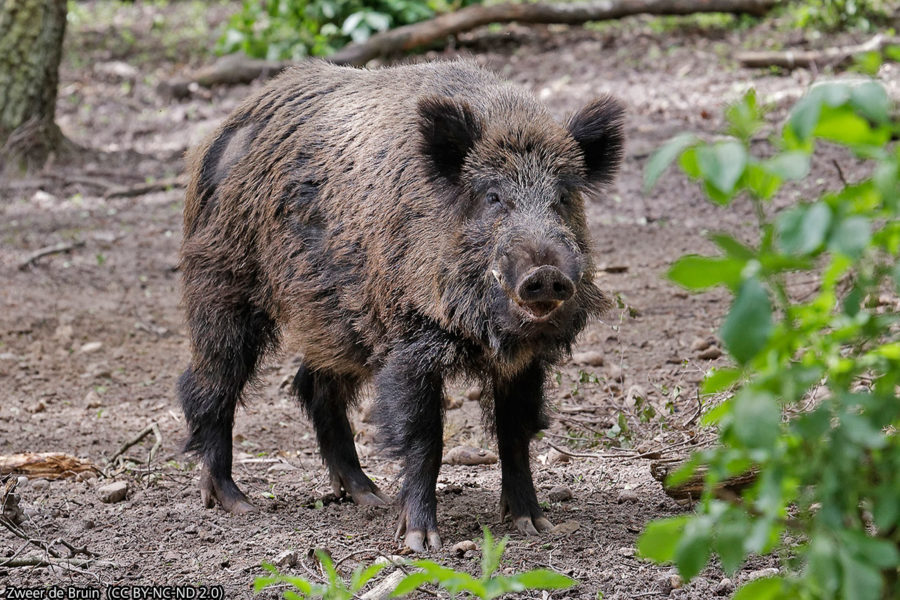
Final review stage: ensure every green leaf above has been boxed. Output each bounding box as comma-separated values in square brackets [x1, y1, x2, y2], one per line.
[814, 105, 887, 147]
[725, 89, 764, 141]
[839, 551, 883, 600]
[512, 569, 577, 590]
[701, 367, 742, 394]
[776, 203, 832, 255]
[668, 255, 745, 291]
[714, 514, 750, 575]
[710, 233, 755, 259]
[840, 412, 886, 449]
[828, 216, 871, 259]
[351, 563, 387, 592]
[644, 133, 698, 192]
[674, 519, 711, 581]
[390, 572, 433, 597]
[720, 278, 773, 364]
[696, 140, 748, 196]
[637, 516, 690, 563]
[840, 531, 900, 569]
[732, 577, 787, 600]
[763, 151, 810, 181]
[850, 81, 890, 125]
[789, 93, 823, 141]
[730, 390, 780, 450]
[894, 260, 900, 293]
[744, 163, 782, 200]
[363, 11, 391, 32]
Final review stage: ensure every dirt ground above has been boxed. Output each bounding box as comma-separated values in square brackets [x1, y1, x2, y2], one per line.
[2, 4, 896, 598]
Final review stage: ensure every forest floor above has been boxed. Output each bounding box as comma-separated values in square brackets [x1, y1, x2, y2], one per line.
[1, 3, 897, 598]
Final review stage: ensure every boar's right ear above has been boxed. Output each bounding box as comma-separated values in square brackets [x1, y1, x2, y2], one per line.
[567, 96, 625, 186]
[418, 96, 483, 182]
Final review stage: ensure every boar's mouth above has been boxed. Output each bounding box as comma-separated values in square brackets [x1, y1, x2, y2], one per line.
[491, 269, 565, 323]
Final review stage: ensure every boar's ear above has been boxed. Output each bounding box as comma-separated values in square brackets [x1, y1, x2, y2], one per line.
[567, 96, 625, 185]
[418, 96, 483, 182]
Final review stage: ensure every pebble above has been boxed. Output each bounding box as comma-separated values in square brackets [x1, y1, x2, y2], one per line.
[452, 540, 477, 556]
[572, 350, 604, 367]
[31, 479, 50, 492]
[690, 337, 712, 352]
[548, 485, 573, 502]
[442, 446, 498, 466]
[550, 520, 580, 535]
[547, 448, 570, 464]
[715, 578, 734, 595]
[697, 346, 723, 360]
[464, 386, 482, 402]
[607, 364, 624, 382]
[84, 390, 103, 408]
[618, 546, 635, 557]
[79, 341, 103, 354]
[743, 568, 779, 582]
[616, 489, 639, 503]
[97, 481, 128, 503]
[274, 549, 298, 568]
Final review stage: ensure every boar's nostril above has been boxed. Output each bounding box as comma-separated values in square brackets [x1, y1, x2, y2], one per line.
[516, 266, 575, 305]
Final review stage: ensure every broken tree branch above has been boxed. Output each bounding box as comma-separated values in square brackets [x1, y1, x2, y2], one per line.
[0, 452, 100, 479]
[737, 34, 898, 70]
[165, 0, 777, 93]
[329, 0, 778, 66]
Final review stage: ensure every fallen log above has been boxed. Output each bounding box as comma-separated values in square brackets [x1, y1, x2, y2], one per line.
[163, 0, 777, 93]
[0, 453, 101, 480]
[650, 457, 758, 503]
[737, 34, 898, 70]
[329, 0, 778, 66]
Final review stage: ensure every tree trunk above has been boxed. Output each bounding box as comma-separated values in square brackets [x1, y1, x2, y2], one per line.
[0, 0, 68, 173]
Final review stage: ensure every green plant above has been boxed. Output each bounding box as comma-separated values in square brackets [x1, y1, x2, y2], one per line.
[789, 0, 895, 30]
[640, 79, 900, 599]
[254, 528, 575, 599]
[218, 0, 480, 60]
[255, 549, 386, 599]
[392, 527, 575, 598]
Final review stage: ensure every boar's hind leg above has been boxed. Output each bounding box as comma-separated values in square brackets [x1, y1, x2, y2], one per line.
[292, 364, 390, 506]
[177, 303, 276, 514]
[494, 363, 555, 535]
[374, 346, 445, 552]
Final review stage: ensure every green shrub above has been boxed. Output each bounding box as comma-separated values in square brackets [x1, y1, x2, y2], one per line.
[254, 528, 576, 599]
[641, 79, 900, 599]
[789, 0, 895, 30]
[218, 0, 480, 60]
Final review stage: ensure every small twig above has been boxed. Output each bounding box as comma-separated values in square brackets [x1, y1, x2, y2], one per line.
[832, 159, 849, 187]
[108, 423, 162, 466]
[334, 548, 381, 569]
[103, 177, 186, 200]
[17, 241, 85, 270]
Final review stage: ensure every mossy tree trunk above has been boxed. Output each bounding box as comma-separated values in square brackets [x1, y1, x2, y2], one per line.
[0, 0, 68, 173]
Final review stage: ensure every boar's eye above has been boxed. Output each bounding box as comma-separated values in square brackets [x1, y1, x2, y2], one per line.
[486, 191, 501, 205]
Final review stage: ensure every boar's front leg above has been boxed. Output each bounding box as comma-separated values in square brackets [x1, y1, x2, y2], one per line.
[494, 363, 555, 535]
[373, 345, 445, 552]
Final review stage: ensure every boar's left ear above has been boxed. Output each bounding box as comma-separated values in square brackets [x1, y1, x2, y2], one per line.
[418, 96, 483, 183]
[567, 96, 625, 185]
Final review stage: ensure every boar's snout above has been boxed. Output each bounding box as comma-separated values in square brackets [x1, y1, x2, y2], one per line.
[516, 266, 575, 318]
[493, 238, 581, 322]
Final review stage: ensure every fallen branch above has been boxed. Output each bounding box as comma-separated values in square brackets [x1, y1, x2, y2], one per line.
[165, 0, 777, 93]
[650, 457, 758, 502]
[17, 241, 85, 270]
[0, 452, 100, 479]
[737, 34, 897, 70]
[108, 423, 162, 465]
[1, 556, 116, 569]
[104, 176, 186, 200]
[329, 0, 778, 66]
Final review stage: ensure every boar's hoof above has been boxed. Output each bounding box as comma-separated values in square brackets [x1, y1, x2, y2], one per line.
[395, 513, 442, 552]
[330, 473, 392, 507]
[500, 494, 554, 536]
[513, 515, 555, 536]
[200, 469, 256, 515]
